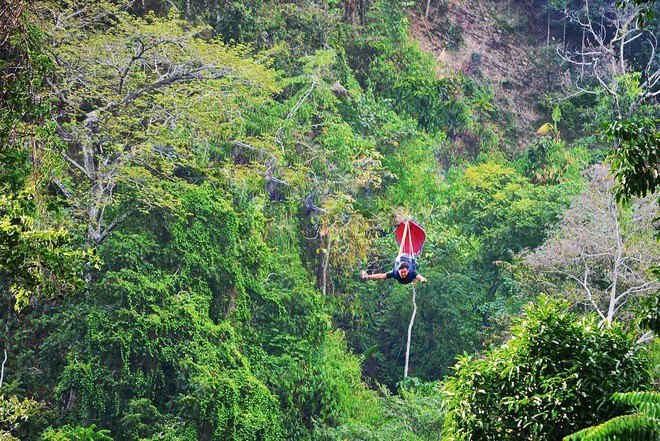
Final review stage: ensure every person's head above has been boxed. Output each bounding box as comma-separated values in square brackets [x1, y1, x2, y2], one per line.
[398, 261, 410, 278]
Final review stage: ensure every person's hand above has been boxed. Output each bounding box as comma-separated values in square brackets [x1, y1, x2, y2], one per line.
[361, 270, 369, 280]
[419, 276, 427, 283]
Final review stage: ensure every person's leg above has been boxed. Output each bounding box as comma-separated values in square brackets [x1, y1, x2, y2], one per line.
[394, 253, 406, 271]
[398, 253, 411, 262]
[412, 255, 419, 271]
[395, 253, 412, 272]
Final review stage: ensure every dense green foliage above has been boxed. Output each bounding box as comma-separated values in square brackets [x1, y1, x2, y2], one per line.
[564, 391, 660, 440]
[41, 424, 113, 441]
[1, 0, 657, 439]
[441, 299, 652, 440]
[605, 116, 660, 201]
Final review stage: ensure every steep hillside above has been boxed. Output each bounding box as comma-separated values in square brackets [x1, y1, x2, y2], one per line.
[408, 0, 551, 147]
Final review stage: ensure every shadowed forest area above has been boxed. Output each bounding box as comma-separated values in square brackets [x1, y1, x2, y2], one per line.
[1, 0, 658, 439]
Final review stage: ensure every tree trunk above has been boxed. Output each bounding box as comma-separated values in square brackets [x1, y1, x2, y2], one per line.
[345, 0, 356, 24]
[547, 8, 550, 47]
[358, 0, 368, 26]
[607, 195, 623, 325]
[225, 285, 238, 318]
[32, 139, 44, 215]
[581, 27, 585, 77]
[321, 237, 331, 296]
[563, 6, 567, 52]
[0, 349, 7, 389]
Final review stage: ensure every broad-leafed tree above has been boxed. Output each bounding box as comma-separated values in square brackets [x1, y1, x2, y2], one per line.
[556, 0, 659, 200]
[44, 1, 280, 246]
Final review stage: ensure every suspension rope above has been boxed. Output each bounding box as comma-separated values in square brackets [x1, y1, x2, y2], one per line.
[398, 220, 410, 256]
[403, 220, 417, 378]
[404, 282, 417, 378]
[407, 221, 414, 260]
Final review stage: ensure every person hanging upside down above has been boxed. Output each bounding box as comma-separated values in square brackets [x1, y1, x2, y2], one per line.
[362, 254, 427, 285]
[362, 220, 428, 284]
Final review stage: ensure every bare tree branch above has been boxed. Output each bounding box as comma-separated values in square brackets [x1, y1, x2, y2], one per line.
[556, 0, 658, 118]
[49, 175, 70, 197]
[97, 209, 135, 245]
[59, 149, 91, 179]
[637, 331, 655, 344]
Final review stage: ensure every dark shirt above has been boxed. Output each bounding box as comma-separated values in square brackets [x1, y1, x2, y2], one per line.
[386, 269, 418, 284]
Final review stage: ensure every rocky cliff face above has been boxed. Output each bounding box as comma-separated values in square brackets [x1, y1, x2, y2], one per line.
[408, 0, 553, 148]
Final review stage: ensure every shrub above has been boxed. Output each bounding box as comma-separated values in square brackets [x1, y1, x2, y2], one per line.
[441, 298, 652, 440]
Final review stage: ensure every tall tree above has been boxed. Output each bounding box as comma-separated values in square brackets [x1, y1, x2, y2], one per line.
[556, 0, 659, 200]
[43, 2, 280, 247]
[0, 3, 94, 439]
[558, 0, 659, 111]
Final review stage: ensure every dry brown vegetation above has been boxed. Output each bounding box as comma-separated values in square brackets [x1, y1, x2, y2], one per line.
[408, 0, 553, 146]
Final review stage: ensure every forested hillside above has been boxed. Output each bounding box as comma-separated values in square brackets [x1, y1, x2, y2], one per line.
[1, 0, 658, 440]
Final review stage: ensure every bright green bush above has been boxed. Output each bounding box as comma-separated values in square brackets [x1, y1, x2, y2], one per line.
[0, 394, 42, 440]
[441, 298, 652, 440]
[316, 378, 444, 441]
[40, 424, 112, 441]
[446, 161, 579, 261]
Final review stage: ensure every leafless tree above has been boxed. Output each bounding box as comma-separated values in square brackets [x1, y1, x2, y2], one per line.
[524, 164, 659, 326]
[557, 0, 659, 117]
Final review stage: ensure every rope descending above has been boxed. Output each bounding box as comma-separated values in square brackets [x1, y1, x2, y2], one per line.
[403, 220, 417, 379]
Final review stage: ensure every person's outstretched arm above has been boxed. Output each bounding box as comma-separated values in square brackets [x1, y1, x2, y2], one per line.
[362, 270, 388, 281]
[415, 274, 427, 283]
